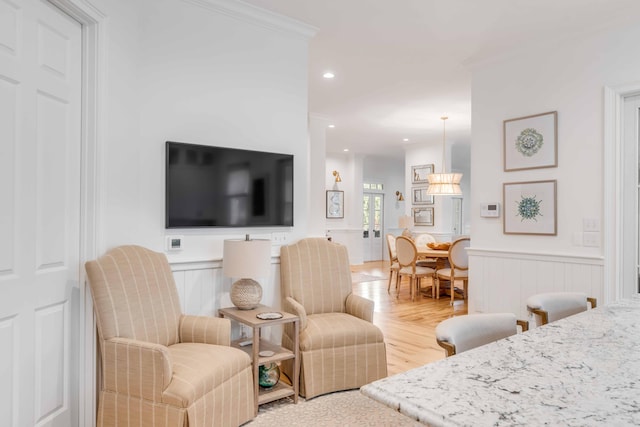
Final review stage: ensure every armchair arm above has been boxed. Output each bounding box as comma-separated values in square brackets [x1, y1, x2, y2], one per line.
[283, 296, 307, 331]
[102, 337, 173, 402]
[179, 314, 231, 346]
[345, 293, 374, 322]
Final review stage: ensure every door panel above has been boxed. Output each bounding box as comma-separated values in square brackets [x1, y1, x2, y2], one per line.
[0, 1, 81, 425]
[363, 193, 384, 261]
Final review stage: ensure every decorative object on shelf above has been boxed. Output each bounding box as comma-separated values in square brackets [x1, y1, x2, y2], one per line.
[503, 180, 557, 235]
[326, 190, 344, 218]
[411, 164, 434, 184]
[395, 191, 404, 201]
[256, 311, 283, 320]
[412, 187, 434, 205]
[332, 170, 342, 182]
[223, 235, 272, 310]
[413, 207, 435, 226]
[259, 363, 280, 389]
[398, 215, 414, 237]
[504, 111, 557, 171]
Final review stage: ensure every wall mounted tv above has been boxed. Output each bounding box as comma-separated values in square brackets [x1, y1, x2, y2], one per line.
[165, 141, 293, 228]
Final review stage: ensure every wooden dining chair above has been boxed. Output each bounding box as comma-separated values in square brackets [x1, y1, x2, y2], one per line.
[385, 234, 400, 294]
[395, 236, 435, 301]
[413, 233, 438, 268]
[436, 313, 529, 357]
[435, 237, 470, 303]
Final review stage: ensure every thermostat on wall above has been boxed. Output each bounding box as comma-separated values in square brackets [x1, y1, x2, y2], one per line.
[166, 236, 183, 251]
[480, 203, 500, 218]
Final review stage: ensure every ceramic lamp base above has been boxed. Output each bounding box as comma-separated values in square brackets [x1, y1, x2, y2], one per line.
[230, 278, 262, 310]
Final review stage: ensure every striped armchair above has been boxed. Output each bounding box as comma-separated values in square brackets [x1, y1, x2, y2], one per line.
[280, 238, 388, 399]
[85, 246, 254, 427]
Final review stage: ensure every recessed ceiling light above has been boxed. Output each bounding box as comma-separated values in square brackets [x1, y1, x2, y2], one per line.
[403, 138, 409, 142]
[323, 72, 335, 79]
[343, 148, 349, 152]
[328, 124, 335, 128]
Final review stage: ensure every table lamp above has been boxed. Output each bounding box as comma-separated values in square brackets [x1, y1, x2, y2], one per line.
[223, 235, 271, 310]
[398, 215, 414, 238]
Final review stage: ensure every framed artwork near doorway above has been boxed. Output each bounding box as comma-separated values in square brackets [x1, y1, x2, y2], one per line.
[412, 186, 434, 205]
[413, 207, 434, 226]
[411, 164, 434, 184]
[504, 111, 557, 171]
[503, 180, 557, 235]
[326, 190, 344, 218]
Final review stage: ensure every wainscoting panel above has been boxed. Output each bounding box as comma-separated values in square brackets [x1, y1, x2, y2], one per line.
[171, 258, 283, 343]
[468, 249, 604, 320]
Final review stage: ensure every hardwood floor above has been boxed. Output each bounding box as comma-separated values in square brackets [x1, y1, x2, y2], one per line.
[351, 261, 467, 376]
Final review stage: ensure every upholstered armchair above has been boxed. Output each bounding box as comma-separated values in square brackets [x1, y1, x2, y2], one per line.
[85, 245, 254, 427]
[279, 238, 388, 399]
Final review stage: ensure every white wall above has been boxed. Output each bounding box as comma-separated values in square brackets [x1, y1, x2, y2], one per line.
[469, 21, 640, 315]
[88, 0, 314, 315]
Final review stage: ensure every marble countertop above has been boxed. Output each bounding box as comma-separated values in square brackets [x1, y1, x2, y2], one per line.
[361, 296, 640, 426]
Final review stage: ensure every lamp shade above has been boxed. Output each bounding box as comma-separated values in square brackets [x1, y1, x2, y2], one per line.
[398, 215, 414, 229]
[426, 173, 463, 196]
[223, 239, 271, 279]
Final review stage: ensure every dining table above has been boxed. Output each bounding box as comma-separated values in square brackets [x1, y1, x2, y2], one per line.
[361, 295, 640, 426]
[416, 246, 449, 269]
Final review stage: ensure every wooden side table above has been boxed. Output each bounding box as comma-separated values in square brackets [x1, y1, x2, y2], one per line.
[218, 304, 299, 416]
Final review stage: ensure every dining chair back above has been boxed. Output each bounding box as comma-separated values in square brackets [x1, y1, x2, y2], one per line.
[526, 292, 597, 326]
[385, 234, 400, 293]
[435, 237, 470, 303]
[436, 313, 529, 357]
[395, 236, 435, 300]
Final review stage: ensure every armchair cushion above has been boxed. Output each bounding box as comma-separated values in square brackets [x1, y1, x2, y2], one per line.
[163, 343, 251, 408]
[300, 313, 384, 352]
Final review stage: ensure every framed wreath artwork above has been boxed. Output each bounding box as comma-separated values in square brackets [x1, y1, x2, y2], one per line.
[504, 111, 557, 171]
[503, 180, 557, 235]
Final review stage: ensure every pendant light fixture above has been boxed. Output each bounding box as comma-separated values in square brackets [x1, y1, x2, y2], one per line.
[426, 116, 462, 196]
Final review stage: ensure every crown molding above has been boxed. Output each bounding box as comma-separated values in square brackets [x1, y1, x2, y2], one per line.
[182, 0, 317, 40]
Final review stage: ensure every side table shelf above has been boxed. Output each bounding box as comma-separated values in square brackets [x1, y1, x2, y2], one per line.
[219, 305, 300, 415]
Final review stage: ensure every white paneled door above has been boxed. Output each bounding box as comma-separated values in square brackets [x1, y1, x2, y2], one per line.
[0, 0, 82, 425]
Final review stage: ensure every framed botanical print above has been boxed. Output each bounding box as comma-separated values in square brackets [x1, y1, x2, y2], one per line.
[413, 207, 434, 226]
[503, 180, 557, 235]
[504, 111, 557, 171]
[412, 187, 433, 205]
[411, 164, 434, 184]
[326, 190, 344, 218]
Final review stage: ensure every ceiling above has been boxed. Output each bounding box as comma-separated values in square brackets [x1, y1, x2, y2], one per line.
[240, 0, 640, 159]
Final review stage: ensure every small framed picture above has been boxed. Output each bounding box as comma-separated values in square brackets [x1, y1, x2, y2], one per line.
[413, 207, 434, 226]
[503, 180, 557, 235]
[326, 190, 344, 219]
[412, 187, 433, 205]
[504, 111, 557, 171]
[411, 164, 434, 184]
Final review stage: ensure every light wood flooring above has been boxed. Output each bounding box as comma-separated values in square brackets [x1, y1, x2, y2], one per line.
[351, 261, 467, 376]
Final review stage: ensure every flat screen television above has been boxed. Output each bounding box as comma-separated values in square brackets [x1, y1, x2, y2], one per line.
[165, 141, 293, 228]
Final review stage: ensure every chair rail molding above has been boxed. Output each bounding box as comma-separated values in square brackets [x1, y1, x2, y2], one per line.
[468, 248, 604, 321]
[182, 0, 318, 40]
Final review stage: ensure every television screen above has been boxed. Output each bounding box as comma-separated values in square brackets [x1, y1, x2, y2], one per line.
[165, 141, 293, 228]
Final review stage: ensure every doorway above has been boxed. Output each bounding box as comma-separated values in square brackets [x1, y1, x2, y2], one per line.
[622, 94, 640, 296]
[363, 193, 384, 261]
